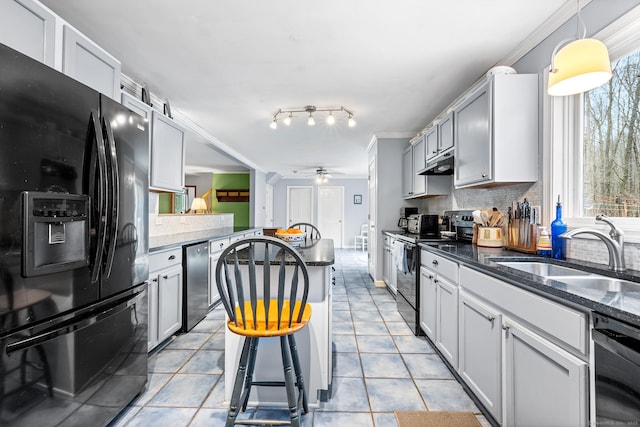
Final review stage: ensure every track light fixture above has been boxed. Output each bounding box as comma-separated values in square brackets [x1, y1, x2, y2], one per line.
[270, 106, 355, 128]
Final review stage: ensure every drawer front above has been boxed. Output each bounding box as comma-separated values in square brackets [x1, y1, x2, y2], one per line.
[421, 249, 458, 283]
[230, 233, 248, 244]
[149, 247, 182, 272]
[210, 238, 230, 254]
[460, 266, 588, 356]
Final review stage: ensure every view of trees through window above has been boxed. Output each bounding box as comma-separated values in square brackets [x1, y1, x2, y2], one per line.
[583, 49, 640, 217]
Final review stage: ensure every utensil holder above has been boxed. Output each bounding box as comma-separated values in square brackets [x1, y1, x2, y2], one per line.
[506, 221, 538, 253]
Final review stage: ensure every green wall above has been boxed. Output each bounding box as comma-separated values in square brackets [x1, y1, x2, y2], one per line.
[212, 174, 250, 228]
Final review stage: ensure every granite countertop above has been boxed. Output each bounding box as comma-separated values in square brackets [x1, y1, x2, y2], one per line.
[419, 240, 640, 326]
[223, 238, 335, 267]
[149, 226, 256, 252]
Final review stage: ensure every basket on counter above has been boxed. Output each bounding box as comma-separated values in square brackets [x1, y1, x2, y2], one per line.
[274, 231, 307, 245]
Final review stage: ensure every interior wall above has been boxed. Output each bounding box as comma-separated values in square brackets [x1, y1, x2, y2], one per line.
[211, 173, 250, 228]
[272, 177, 368, 247]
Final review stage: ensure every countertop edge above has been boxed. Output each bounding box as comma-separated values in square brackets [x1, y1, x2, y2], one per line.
[417, 241, 640, 327]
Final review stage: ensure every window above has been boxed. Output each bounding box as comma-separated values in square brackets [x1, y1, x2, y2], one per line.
[546, 5, 640, 241]
[583, 50, 640, 217]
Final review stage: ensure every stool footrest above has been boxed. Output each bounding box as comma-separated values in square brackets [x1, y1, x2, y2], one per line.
[233, 419, 292, 426]
[250, 381, 285, 387]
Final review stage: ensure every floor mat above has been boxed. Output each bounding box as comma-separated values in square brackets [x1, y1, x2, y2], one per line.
[394, 410, 481, 427]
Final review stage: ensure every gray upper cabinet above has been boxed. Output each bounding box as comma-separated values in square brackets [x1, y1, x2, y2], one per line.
[438, 111, 454, 154]
[454, 74, 538, 188]
[62, 25, 121, 99]
[424, 126, 439, 162]
[412, 136, 426, 196]
[402, 145, 413, 198]
[0, 0, 56, 66]
[150, 111, 185, 192]
[425, 111, 454, 163]
[121, 92, 152, 121]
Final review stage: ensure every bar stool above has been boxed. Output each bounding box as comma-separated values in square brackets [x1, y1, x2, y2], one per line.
[216, 236, 311, 427]
[289, 223, 321, 240]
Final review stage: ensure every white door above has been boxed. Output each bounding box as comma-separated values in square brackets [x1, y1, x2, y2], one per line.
[287, 186, 313, 227]
[317, 186, 344, 247]
[368, 157, 376, 277]
[265, 184, 274, 227]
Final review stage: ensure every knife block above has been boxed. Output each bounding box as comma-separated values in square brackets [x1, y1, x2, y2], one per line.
[506, 221, 538, 253]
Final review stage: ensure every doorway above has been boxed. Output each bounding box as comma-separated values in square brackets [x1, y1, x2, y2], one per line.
[317, 186, 344, 247]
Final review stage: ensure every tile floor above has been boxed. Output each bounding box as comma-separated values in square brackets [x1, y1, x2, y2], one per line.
[113, 249, 490, 426]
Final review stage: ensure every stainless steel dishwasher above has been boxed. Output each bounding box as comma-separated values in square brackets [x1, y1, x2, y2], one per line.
[182, 241, 210, 332]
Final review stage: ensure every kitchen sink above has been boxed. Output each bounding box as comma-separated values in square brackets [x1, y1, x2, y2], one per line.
[550, 276, 640, 294]
[496, 261, 591, 277]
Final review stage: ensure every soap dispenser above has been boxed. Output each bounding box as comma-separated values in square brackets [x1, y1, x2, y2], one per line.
[550, 195, 567, 259]
[537, 227, 552, 257]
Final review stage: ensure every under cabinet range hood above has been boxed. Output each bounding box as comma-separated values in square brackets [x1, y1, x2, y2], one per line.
[418, 150, 454, 175]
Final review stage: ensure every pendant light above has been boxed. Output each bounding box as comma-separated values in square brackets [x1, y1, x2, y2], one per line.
[547, 0, 612, 96]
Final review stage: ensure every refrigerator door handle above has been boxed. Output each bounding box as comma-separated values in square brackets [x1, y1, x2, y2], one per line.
[102, 117, 120, 278]
[89, 110, 108, 284]
[5, 289, 146, 355]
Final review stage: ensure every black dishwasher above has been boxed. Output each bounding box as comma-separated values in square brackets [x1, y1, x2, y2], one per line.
[592, 313, 640, 425]
[182, 241, 210, 332]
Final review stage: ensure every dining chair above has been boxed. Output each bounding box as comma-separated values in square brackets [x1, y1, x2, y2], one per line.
[289, 223, 321, 240]
[354, 224, 368, 251]
[215, 236, 311, 427]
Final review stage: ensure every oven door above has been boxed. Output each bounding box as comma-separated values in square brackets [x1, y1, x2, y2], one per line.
[593, 313, 640, 425]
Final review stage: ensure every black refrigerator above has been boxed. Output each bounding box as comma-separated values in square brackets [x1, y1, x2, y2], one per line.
[0, 43, 149, 426]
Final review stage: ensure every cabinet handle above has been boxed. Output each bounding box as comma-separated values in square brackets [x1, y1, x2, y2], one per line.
[432, 260, 438, 265]
[152, 278, 158, 283]
[487, 315, 495, 325]
[168, 255, 176, 260]
[443, 152, 451, 157]
[432, 150, 437, 154]
[162, 275, 168, 279]
[482, 174, 488, 178]
[434, 278, 439, 283]
[220, 243, 224, 248]
[502, 324, 510, 332]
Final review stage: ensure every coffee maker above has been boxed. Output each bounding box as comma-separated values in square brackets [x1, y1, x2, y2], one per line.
[398, 207, 419, 231]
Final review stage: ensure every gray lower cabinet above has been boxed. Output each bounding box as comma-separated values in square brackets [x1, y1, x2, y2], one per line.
[62, 24, 121, 100]
[419, 266, 437, 340]
[149, 248, 183, 351]
[0, 0, 56, 66]
[436, 276, 458, 369]
[419, 250, 459, 369]
[459, 291, 502, 424]
[382, 235, 397, 295]
[209, 237, 230, 306]
[504, 319, 588, 427]
[458, 264, 589, 425]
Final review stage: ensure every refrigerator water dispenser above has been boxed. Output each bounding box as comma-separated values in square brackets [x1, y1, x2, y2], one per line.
[22, 191, 90, 277]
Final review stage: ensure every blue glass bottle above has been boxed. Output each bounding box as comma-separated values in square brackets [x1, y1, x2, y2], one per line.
[550, 196, 567, 259]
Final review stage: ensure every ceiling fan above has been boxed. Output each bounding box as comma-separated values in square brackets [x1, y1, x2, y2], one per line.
[292, 166, 341, 183]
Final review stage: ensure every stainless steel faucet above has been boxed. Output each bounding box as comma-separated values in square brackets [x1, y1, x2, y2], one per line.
[560, 215, 625, 272]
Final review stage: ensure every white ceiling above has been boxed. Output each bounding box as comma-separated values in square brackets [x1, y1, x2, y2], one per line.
[41, 0, 572, 178]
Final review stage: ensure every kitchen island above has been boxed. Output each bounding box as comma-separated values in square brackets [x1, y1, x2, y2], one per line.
[223, 238, 335, 407]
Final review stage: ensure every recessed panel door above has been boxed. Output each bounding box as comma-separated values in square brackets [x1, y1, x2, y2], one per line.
[317, 186, 344, 247]
[287, 186, 313, 227]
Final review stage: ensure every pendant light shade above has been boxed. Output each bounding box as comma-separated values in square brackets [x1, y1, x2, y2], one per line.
[548, 38, 612, 96]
